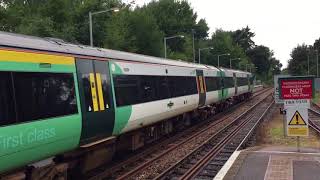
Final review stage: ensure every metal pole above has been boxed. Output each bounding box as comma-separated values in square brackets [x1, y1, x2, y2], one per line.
[307, 53, 310, 75]
[218, 55, 220, 67]
[198, 49, 201, 64]
[297, 136, 300, 152]
[89, 12, 93, 47]
[230, 59, 232, 68]
[192, 29, 195, 63]
[317, 50, 319, 77]
[164, 38, 167, 59]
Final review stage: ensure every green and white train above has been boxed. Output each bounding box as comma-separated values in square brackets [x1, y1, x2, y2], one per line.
[0, 31, 254, 178]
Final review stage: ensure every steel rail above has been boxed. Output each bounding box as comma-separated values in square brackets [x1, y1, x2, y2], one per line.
[155, 91, 273, 180]
[115, 89, 272, 180]
[87, 88, 271, 179]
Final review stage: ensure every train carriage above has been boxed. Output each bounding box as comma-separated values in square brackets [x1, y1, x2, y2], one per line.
[202, 66, 221, 106]
[0, 31, 254, 176]
[109, 60, 206, 135]
[219, 67, 253, 100]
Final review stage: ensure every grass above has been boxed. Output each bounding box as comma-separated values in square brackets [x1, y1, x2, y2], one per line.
[257, 108, 320, 148]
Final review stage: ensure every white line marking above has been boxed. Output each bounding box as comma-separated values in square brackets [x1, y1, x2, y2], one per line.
[263, 155, 271, 180]
[249, 150, 320, 156]
[290, 159, 293, 180]
[213, 150, 241, 180]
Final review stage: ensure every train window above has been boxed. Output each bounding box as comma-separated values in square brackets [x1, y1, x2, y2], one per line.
[157, 76, 170, 99]
[13, 72, 78, 122]
[113, 75, 140, 106]
[205, 77, 221, 91]
[140, 76, 157, 102]
[185, 76, 198, 94]
[168, 76, 197, 97]
[168, 76, 183, 97]
[82, 73, 95, 111]
[0, 72, 17, 126]
[237, 77, 248, 86]
[224, 77, 234, 88]
[113, 75, 198, 107]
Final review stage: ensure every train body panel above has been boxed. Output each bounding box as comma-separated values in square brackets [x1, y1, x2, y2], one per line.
[0, 50, 82, 173]
[120, 94, 199, 134]
[205, 91, 220, 105]
[110, 60, 200, 134]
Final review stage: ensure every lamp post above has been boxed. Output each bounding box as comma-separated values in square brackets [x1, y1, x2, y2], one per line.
[89, 8, 119, 47]
[198, 47, 213, 64]
[316, 50, 319, 77]
[229, 58, 240, 69]
[307, 52, 310, 75]
[246, 64, 254, 72]
[192, 29, 196, 63]
[164, 35, 185, 59]
[217, 53, 230, 67]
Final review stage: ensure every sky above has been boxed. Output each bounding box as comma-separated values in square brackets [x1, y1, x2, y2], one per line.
[127, 0, 320, 68]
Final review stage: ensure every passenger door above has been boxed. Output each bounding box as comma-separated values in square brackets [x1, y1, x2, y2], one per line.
[196, 70, 206, 107]
[76, 59, 115, 144]
[234, 73, 238, 95]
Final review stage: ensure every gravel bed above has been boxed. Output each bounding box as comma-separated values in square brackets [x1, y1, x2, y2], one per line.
[131, 90, 272, 179]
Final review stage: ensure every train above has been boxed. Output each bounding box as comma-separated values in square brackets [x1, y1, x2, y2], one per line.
[0, 31, 255, 178]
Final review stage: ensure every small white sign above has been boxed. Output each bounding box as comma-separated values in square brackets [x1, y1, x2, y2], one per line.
[284, 99, 310, 109]
[286, 106, 309, 136]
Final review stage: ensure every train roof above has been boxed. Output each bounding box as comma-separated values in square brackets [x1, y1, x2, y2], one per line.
[0, 31, 221, 71]
[218, 67, 251, 75]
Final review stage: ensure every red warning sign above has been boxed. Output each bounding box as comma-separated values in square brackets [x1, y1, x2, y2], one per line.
[280, 79, 313, 99]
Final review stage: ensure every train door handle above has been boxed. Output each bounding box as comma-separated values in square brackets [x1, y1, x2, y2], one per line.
[167, 101, 174, 107]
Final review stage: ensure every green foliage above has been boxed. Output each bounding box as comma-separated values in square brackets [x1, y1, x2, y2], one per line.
[231, 26, 255, 52]
[287, 44, 319, 76]
[0, 0, 280, 82]
[104, 7, 163, 56]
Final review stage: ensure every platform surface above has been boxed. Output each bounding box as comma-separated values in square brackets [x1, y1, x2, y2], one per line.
[222, 146, 320, 180]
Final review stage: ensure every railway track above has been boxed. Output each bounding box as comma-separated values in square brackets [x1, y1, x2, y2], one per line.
[156, 92, 274, 180]
[308, 103, 320, 133]
[87, 88, 272, 180]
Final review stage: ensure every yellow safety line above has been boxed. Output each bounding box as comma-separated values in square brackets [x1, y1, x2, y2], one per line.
[89, 73, 99, 112]
[96, 73, 105, 111]
[0, 49, 74, 65]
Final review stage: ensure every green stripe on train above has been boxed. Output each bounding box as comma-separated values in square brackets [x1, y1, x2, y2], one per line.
[0, 61, 75, 72]
[0, 115, 81, 172]
[109, 61, 132, 135]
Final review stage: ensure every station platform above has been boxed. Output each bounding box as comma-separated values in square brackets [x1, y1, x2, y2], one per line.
[214, 146, 320, 180]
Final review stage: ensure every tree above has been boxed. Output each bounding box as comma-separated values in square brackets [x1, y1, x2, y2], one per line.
[104, 7, 164, 57]
[194, 19, 209, 40]
[314, 38, 320, 50]
[287, 44, 309, 76]
[142, 0, 199, 59]
[202, 29, 249, 69]
[232, 26, 255, 52]
[247, 46, 274, 80]
[270, 57, 282, 75]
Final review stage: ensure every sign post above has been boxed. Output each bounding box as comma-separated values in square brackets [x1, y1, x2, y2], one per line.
[279, 76, 314, 152]
[274, 75, 291, 104]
